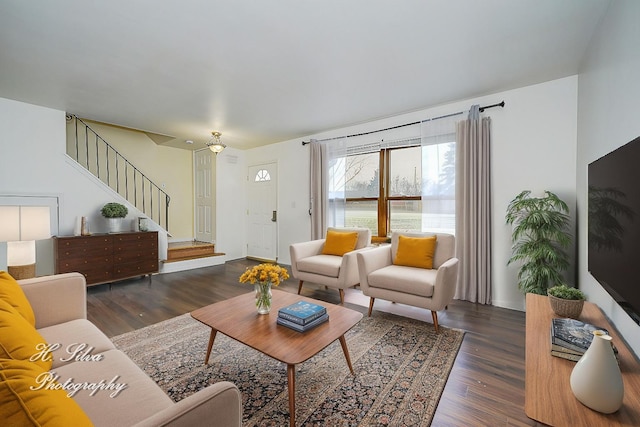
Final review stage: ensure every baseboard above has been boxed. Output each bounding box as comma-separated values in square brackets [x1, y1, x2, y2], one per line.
[159, 255, 226, 274]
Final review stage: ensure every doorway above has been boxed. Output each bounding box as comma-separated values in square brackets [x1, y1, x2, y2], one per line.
[194, 149, 214, 243]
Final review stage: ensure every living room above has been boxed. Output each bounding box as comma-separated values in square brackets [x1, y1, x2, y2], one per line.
[1, 0, 639, 425]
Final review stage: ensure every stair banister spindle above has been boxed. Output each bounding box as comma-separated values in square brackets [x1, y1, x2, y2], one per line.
[85, 125, 89, 170]
[74, 116, 79, 162]
[95, 132, 100, 180]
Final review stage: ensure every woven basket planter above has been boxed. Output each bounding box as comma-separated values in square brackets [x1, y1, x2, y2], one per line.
[548, 294, 584, 319]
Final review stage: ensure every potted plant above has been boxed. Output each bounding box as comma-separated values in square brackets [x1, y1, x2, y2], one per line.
[547, 284, 586, 319]
[505, 190, 572, 295]
[100, 202, 128, 233]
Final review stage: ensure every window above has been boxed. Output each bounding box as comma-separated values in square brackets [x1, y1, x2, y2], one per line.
[339, 142, 455, 237]
[254, 169, 271, 182]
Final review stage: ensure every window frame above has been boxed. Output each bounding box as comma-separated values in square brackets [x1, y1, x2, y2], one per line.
[345, 147, 422, 239]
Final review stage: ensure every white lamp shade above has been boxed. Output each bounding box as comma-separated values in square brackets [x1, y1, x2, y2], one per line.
[7, 240, 36, 265]
[0, 206, 51, 242]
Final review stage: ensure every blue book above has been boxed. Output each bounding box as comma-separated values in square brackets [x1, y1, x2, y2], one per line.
[277, 313, 329, 332]
[278, 301, 327, 325]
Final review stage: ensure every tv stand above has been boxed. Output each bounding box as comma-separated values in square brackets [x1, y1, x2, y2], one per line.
[525, 294, 640, 426]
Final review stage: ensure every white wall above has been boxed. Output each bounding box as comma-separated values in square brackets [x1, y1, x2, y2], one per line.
[577, 0, 640, 356]
[241, 76, 579, 312]
[215, 148, 247, 260]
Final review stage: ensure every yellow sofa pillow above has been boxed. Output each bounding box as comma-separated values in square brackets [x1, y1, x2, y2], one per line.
[0, 270, 36, 326]
[322, 230, 359, 256]
[0, 358, 94, 426]
[394, 235, 437, 269]
[0, 299, 52, 371]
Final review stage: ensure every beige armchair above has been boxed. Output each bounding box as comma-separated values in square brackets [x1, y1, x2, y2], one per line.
[357, 232, 459, 332]
[290, 227, 372, 303]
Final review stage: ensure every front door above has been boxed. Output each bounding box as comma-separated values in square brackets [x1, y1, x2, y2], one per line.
[247, 162, 277, 262]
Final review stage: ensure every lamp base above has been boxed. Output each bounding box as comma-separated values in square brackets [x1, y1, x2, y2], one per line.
[8, 264, 36, 280]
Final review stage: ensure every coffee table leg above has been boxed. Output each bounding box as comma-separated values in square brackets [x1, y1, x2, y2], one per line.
[339, 335, 355, 375]
[204, 329, 217, 365]
[287, 364, 296, 427]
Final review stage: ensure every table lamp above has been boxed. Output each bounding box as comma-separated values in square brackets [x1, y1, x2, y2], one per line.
[0, 206, 51, 279]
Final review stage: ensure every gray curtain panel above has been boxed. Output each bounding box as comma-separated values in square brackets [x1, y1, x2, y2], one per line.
[309, 140, 327, 240]
[455, 105, 492, 304]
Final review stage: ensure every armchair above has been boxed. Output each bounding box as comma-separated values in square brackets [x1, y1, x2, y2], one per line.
[290, 227, 372, 303]
[357, 232, 458, 332]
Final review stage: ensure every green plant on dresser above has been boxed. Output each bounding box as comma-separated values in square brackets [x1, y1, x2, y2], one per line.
[100, 202, 128, 218]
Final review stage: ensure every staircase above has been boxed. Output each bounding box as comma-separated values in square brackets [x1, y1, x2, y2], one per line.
[66, 114, 170, 231]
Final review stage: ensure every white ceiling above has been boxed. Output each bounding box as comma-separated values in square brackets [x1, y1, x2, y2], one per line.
[0, 0, 610, 151]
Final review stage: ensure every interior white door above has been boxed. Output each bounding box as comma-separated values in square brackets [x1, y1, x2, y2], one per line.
[194, 149, 213, 243]
[247, 162, 277, 261]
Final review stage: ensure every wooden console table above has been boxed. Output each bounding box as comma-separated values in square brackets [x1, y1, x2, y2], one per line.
[54, 232, 158, 286]
[525, 294, 640, 426]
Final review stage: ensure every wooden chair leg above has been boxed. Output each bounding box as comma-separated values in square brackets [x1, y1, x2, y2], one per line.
[297, 280, 304, 295]
[431, 311, 439, 333]
[368, 298, 375, 317]
[339, 289, 345, 304]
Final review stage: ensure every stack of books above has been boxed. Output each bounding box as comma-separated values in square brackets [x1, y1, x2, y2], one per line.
[550, 318, 616, 361]
[277, 301, 328, 332]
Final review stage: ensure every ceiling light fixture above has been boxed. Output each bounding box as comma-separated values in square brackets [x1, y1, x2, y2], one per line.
[206, 131, 226, 154]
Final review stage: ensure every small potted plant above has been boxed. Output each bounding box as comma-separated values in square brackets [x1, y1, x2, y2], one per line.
[547, 284, 586, 319]
[100, 202, 128, 233]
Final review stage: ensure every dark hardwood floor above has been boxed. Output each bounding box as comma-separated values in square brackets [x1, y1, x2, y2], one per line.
[87, 258, 538, 426]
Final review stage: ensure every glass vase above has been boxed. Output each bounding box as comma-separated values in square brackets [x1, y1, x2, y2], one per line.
[254, 282, 272, 314]
[569, 330, 624, 413]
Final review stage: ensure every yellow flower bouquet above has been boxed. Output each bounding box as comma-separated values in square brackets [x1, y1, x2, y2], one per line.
[239, 263, 290, 313]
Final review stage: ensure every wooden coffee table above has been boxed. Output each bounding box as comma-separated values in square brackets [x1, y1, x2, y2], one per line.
[191, 289, 363, 427]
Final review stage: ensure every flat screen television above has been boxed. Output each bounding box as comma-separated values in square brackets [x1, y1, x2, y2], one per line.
[588, 135, 640, 326]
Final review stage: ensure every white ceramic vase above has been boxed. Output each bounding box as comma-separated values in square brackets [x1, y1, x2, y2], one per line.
[569, 331, 624, 413]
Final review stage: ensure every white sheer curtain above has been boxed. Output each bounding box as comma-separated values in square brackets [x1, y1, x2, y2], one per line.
[455, 105, 492, 304]
[326, 137, 347, 229]
[420, 114, 459, 234]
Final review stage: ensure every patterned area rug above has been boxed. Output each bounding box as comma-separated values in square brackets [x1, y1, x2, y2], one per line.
[112, 310, 464, 426]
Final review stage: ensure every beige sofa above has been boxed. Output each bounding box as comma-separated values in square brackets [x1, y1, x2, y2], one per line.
[10, 272, 242, 427]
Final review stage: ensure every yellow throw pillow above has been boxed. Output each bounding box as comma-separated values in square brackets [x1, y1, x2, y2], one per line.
[322, 230, 359, 256]
[0, 270, 36, 326]
[394, 235, 438, 269]
[0, 358, 94, 427]
[0, 299, 52, 371]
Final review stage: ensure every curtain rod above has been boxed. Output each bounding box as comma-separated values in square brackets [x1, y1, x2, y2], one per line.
[301, 100, 504, 145]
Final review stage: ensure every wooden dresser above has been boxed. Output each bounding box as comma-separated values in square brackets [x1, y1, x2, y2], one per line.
[54, 232, 159, 286]
[525, 294, 640, 426]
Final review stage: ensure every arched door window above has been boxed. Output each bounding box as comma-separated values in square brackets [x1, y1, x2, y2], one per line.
[255, 169, 271, 182]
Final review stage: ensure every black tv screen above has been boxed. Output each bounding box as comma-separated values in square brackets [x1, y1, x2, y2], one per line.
[588, 135, 640, 325]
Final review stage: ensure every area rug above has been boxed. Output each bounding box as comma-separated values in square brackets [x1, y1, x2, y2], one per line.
[112, 310, 464, 426]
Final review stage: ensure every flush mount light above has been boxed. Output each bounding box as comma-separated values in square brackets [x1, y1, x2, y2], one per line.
[206, 131, 226, 154]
